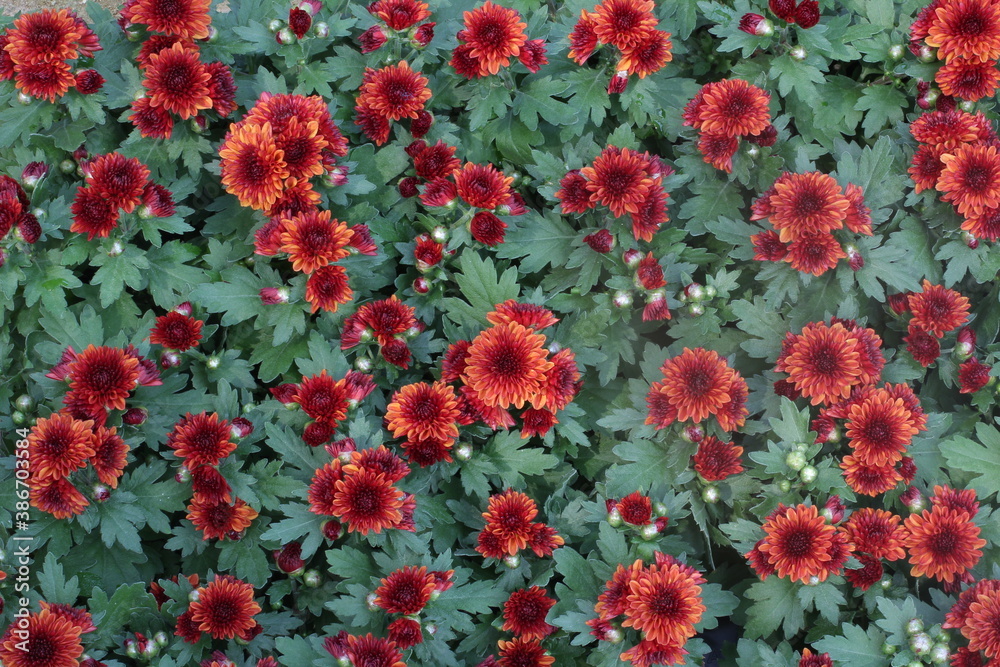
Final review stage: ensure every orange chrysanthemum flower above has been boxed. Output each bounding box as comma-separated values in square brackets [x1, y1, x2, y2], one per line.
[357, 61, 431, 121]
[757, 504, 849, 583]
[454, 162, 514, 210]
[143, 42, 213, 120]
[617, 29, 673, 78]
[568, 10, 599, 64]
[219, 122, 290, 211]
[907, 280, 971, 337]
[937, 143, 1000, 215]
[330, 467, 404, 534]
[386, 381, 461, 446]
[4, 9, 82, 65]
[592, 0, 657, 50]
[167, 412, 234, 467]
[964, 588, 1000, 659]
[963, 205, 1000, 240]
[479, 489, 539, 556]
[305, 264, 354, 314]
[840, 454, 903, 496]
[186, 497, 258, 540]
[345, 634, 406, 667]
[936, 58, 1000, 100]
[279, 210, 352, 274]
[777, 322, 863, 406]
[910, 145, 947, 193]
[581, 146, 654, 217]
[846, 389, 920, 467]
[14, 60, 76, 102]
[926, 0, 1000, 63]
[497, 637, 556, 667]
[696, 79, 772, 139]
[619, 639, 689, 667]
[293, 370, 350, 425]
[375, 566, 436, 615]
[621, 562, 706, 646]
[903, 505, 986, 583]
[946, 580, 1000, 629]
[189, 576, 262, 640]
[487, 300, 559, 331]
[645, 347, 734, 425]
[841, 508, 908, 561]
[27, 413, 95, 481]
[91, 425, 129, 488]
[247, 92, 349, 157]
[126, 0, 212, 40]
[84, 152, 150, 214]
[307, 461, 343, 515]
[692, 436, 744, 482]
[0, 609, 83, 667]
[371, 0, 431, 30]
[784, 232, 847, 276]
[766, 171, 850, 242]
[910, 110, 982, 148]
[67, 345, 140, 411]
[150, 311, 203, 350]
[460, 2, 528, 75]
[29, 477, 89, 519]
[502, 586, 556, 640]
[272, 116, 329, 180]
[463, 322, 553, 410]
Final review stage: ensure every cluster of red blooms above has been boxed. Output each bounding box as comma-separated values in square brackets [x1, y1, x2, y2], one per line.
[683, 78, 776, 173]
[0, 602, 94, 667]
[451, 2, 546, 79]
[911, 0, 1000, 101]
[167, 410, 257, 540]
[307, 445, 416, 535]
[271, 369, 376, 446]
[557, 145, 672, 242]
[358, 0, 435, 54]
[621, 248, 672, 321]
[0, 9, 102, 103]
[750, 171, 872, 276]
[645, 347, 749, 433]
[385, 380, 462, 466]
[411, 231, 451, 292]
[476, 587, 559, 667]
[324, 630, 410, 667]
[341, 295, 423, 370]
[589, 552, 707, 666]
[568, 0, 673, 94]
[355, 60, 432, 146]
[441, 300, 582, 439]
[0, 174, 41, 251]
[32, 345, 162, 518]
[372, 566, 454, 649]
[69, 152, 175, 241]
[475, 489, 564, 561]
[889, 280, 974, 368]
[945, 576, 1000, 662]
[907, 108, 1000, 241]
[607, 491, 670, 536]
[119, 0, 237, 139]
[175, 575, 262, 644]
[414, 152, 526, 247]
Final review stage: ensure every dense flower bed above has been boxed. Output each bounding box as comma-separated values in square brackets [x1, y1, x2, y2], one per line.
[2, 0, 1000, 665]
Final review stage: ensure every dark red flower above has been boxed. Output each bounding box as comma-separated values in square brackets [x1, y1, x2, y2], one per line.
[794, 0, 820, 28]
[74, 69, 104, 94]
[288, 7, 311, 38]
[470, 210, 507, 246]
[959, 358, 992, 393]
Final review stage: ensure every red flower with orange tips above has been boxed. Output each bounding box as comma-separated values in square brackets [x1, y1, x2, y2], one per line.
[777, 321, 864, 406]
[963, 588, 1000, 659]
[5, 9, 82, 65]
[305, 264, 354, 314]
[799, 648, 834, 667]
[150, 311, 203, 351]
[463, 322, 553, 410]
[697, 133, 739, 173]
[581, 146, 654, 217]
[27, 413, 95, 481]
[293, 370, 350, 426]
[0, 609, 83, 667]
[186, 497, 258, 540]
[502, 587, 556, 640]
[343, 634, 405, 667]
[67, 345, 140, 411]
[963, 205, 1000, 240]
[903, 504, 986, 582]
[13, 60, 75, 102]
[143, 42, 213, 120]
[279, 210, 352, 274]
[695, 79, 772, 138]
[910, 110, 981, 147]
[591, 0, 657, 50]
[497, 637, 554, 667]
[375, 566, 436, 615]
[621, 561, 706, 647]
[840, 454, 903, 496]
[926, 0, 1000, 63]
[937, 58, 1000, 100]
[846, 388, 921, 466]
[765, 171, 850, 242]
[29, 476, 89, 519]
[755, 504, 851, 583]
[959, 357, 993, 393]
[692, 436, 744, 481]
[125, 0, 212, 39]
[455, 162, 514, 210]
[568, 10, 599, 64]
[90, 425, 129, 488]
[189, 576, 261, 640]
[617, 29, 673, 78]
[130, 97, 175, 139]
[357, 60, 432, 123]
[272, 116, 328, 180]
[82, 154, 149, 215]
[219, 122, 290, 211]
[615, 491, 653, 525]
[841, 508, 908, 561]
[330, 467, 404, 534]
[459, 2, 528, 76]
[386, 381, 461, 446]
[645, 347, 735, 426]
[370, 0, 431, 30]
[167, 412, 234, 467]
[937, 143, 1000, 215]
[619, 639, 689, 667]
[478, 489, 539, 557]
[487, 300, 559, 331]
[907, 280, 971, 337]
[70, 187, 120, 240]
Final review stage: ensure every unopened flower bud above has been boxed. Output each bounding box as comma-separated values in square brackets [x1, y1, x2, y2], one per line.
[846, 244, 864, 271]
[681, 424, 704, 443]
[313, 21, 329, 38]
[684, 283, 705, 301]
[260, 287, 290, 304]
[108, 240, 125, 257]
[143, 642, 160, 659]
[503, 554, 521, 569]
[205, 356, 221, 370]
[430, 226, 448, 243]
[93, 484, 111, 502]
[777, 479, 791, 492]
[303, 570, 322, 587]
[701, 485, 720, 504]
[174, 301, 193, 317]
[959, 99, 976, 113]
[738, 13, 774, 36]
[929, 644, 950, 664]
[799, 465, 818, 484]
[175, 466, 192, 483]
[21, 162, 48, 190]
[268, 19, 285, 32]
[612, 290, 632, 309]
[14, 394, 34, 411]
[125, 641, 140, 658]
[605, 627, 623, 644]
[790, 45, 807, 61]
[961, 230, 980, 249]
[413, 277, 430, 294]
[17, 91, 32, 105]
[687, 302, 705, 317]
[583, 229, 615, 253]
[906, 618, 924, 635]
[276, 27, 296, 44]
[622, 248, 642, 268]
[785, 451, 807, 471]
[639, 523, 661, 540]
[455, 443, 473, 460]
[354, 357, 373, 372]
[188, 589, 202, 603]
[881, 577, 892, 590]
[231, 417, 254, 438]
[322, 520, 342, 541]
[910, 632, 932, 656]
[901, 486, 924, 511]
[161, 350, 181, 368]
[888, 44, 905, 60]
[153, 631, 169, 648]
[918, 44, 935, 62]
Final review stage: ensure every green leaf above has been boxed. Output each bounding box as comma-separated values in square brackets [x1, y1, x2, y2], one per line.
[483, 431, 559, 487]
[743, 576, 805, 638]
[89, 245, 150, 308]
[811, 623, 888, 667]
[941, 423, 1000, 500]
[513, 76, 577, 131]
[605, 439, 696, 498]
[37, 552, 81, 605]
[468, 83, 512, 131]
[855, 85, 907, 138]
[442, 252, 519, 328]
[189, 265, 263, 325]
[770, 55, 826, 104]
[89, 583, 160, 648]
[494, 210, 577, 273]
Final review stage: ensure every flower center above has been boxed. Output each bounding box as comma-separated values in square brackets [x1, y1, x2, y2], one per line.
[239, 153, 269, 182]
[964, 164, 992, 192]
[648, 584, 682, 618]
[782, 529, 814, 558]
[684, 369, 713, 397]
[931, 529, 958, 554]
[491, 347, 524, 378]
[958, 12, 986, 36]
[385, 81, 415, 107]
[163, 63, 194, 94]
[808, 344, 838, 375]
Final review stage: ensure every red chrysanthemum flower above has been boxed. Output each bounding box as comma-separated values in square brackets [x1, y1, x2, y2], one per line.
[90, 425, 129, 488]
[905, 323, 941, 366]
[911, 110, 982, 147]
[568, 9, 599, 64]
[555, 171, 595, 214]
[841, 508, 907, 560]
[5, 9, 82, 65]
[385, 618, 422, 650]
[757, 504, 847, 583]
[463, 322, 553, 409]
[352, 294, 417, 346]
[67, 345, 140, 411]
[267, 116, 328, 181]
[963, 204, 1000, 240]
[959, 358, 993, 393]
[937, 58, 1000, 100]
[840, 454, 903, 496]
[167, 412, 234, 467]
[938, 143, 1000, 215]
[470, 210, 507, 246]
[186, 497, 258, 540]
[371, 0, 431, 30]
[799, 648, 835, 667]
[190, 464, 232, 504]
[142, 42, 213, 120]
[908, 280, 971, 337]
[845, 553, 885, 591]
[330, 467, 404, 534]
[581, 146, 654, 218]
[126, 0, 211, 39]
[357, 60, 431, 123]
[698, 132, 739, 173]
[595, 559, 644, 619]
[29, 477, 88, 519]
[279, 210, 352, 274]
[204, 61, 237, 117]
[517, 38, 548, 72]
[621, 561, 706, 646]
[479, 489, 538, 557]
[142, 182, 176, 217]
[842, 182, 873, 235]
[903, 505, 986, 583]
[696, 79, 772, 139]
[27, 413, 95, 482]
[645, 347, 734, 425]
[150, 311, 203, 351]
[933, 484, 980, 517]
[305, 264, 354, 314]
[189, 576, 261, 640]
[964, 589, 1000, 659]
[765, 172, 850, 242]
[459, 2, 528, 76]
[399, 436, 452, 466]
[619, 639, 689, 667]
[0, 609, 83, 667]
[751, 229, 789, 261]
[293, 370, 350, 426]
[343, 634, 405, 667]
[84, 152, 150, 214]
[501, 586, 556, 640]
[307, 462, 344, 515]
[846, 389, 920, 467]
[591, 0, 657, 50]
[947, 580, 1000, 629]
[630, 186, 670, 241]
[348, 445, 409, 483]
[386, 381, 460, 446]
[14, 59, 75, 102]
[536, 348, 580, 412]
[74, 68, 104, 94]
[130, 96, 175, 139]
[454, 162, 514, 210]
[374, 565, 435, 615]
[615, 491, 653, 525]
[497, 637, 555, 667]
[910, 144, 947, 194]
[926, 0, 1000, 63]
[777, 321, 864, 406]
[617, 29, 673, 78]
[487, 300, 559, 331]
[692, 436, 744, 482]
[412, 140, 459, 181]
[219, 122, 290, 211]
